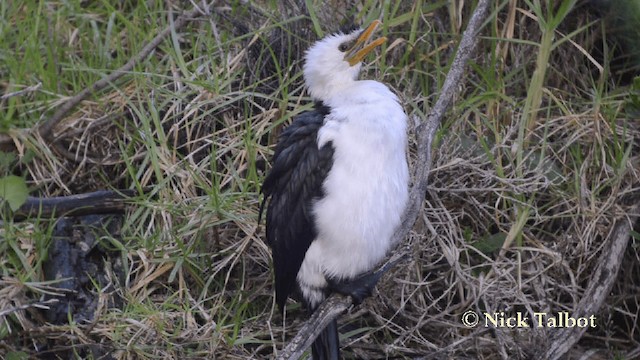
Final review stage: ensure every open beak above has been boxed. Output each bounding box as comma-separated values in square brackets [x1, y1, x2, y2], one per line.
[344, 20, 387, 67]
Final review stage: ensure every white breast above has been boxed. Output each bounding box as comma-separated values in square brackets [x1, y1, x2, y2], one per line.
[296, 80, 409, 307]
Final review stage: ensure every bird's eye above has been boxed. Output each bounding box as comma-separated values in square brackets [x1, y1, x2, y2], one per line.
[338, 43, 350, 52]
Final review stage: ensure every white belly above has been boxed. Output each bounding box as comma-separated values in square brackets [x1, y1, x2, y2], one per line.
[296, 93, 409, 307]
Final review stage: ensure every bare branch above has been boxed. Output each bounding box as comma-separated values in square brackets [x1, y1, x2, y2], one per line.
[36, 5, 211, 142]
[0, 82, 42, 101]
[541, 203, 640, 360]
[0, 298, 59, 317]
[396, 0, 491, 244]
[14, 189, 141, 220]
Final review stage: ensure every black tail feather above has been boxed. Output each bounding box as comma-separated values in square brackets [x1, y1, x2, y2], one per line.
[311, 318, 339, 360]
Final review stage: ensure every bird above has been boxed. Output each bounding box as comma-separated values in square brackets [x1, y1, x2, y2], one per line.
[260, 20, 409, 359]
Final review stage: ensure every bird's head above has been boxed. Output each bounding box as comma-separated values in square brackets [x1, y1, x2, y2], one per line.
[303, 20, 387, 101]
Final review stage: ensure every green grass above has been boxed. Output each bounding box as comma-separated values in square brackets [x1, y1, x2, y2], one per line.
[0, 0, 639, 359]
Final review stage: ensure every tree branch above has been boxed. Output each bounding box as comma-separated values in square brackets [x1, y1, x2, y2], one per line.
[397, 0, 490, 244]
[278, 0, 492, 358]
[13, 189, 141, 220]
[36, 5, 211, 142]
[541, 202, 640, 360]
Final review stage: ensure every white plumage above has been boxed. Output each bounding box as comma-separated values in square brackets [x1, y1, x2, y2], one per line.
[299, 79, 409, 307]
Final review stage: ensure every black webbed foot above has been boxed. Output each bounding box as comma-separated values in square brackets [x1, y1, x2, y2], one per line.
[327, 255, 407, 305]
[328, 270, 385, 305]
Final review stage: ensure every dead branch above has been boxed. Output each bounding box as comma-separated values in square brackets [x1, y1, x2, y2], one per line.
[398, 0, 490, 242]
[0, 82, 42, 101]
[36, 6, 205, 142]
[277, 0, 492, 358]
[541, 202, 640, 360]
[14, 189, 141, 220]
[3, 4, 211, 146]
[0, 3, 221, 150]
[0, 298, 59, 318]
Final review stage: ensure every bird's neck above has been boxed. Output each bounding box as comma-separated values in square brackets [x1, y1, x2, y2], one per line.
[308, 77, 357, 102]
[313, 80, 394, 108]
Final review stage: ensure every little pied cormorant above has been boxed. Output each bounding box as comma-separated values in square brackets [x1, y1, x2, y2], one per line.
[260, 20, 409, 359]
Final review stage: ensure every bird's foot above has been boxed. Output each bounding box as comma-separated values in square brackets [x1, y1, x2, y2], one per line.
[328, 271, 384, 305]
[327, 255, 407, 305]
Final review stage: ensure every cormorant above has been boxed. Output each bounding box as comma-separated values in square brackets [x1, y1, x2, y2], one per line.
[260, 20, 409, 359]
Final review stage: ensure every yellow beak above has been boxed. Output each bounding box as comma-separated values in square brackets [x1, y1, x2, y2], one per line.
[344, 20, 387, 67]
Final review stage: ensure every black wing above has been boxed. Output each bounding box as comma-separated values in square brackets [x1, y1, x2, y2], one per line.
[260, 104, 334, 312]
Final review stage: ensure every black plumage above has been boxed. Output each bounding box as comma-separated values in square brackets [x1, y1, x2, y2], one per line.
[260, 102, 335, 312]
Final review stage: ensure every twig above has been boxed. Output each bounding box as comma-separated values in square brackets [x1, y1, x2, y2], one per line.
[14, 189, 141, 220]
[0, 298, 59, 317]
[279, 0, 492, 358]
[36, 5, 210, 142]
[0, 82, 42, 101]
[541, 203, 640, 360]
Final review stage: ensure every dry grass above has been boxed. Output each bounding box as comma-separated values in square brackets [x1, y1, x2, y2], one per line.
[0, 0, 639, 359]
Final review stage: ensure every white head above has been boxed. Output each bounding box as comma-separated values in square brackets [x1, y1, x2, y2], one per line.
[303, 21, 387, 101]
